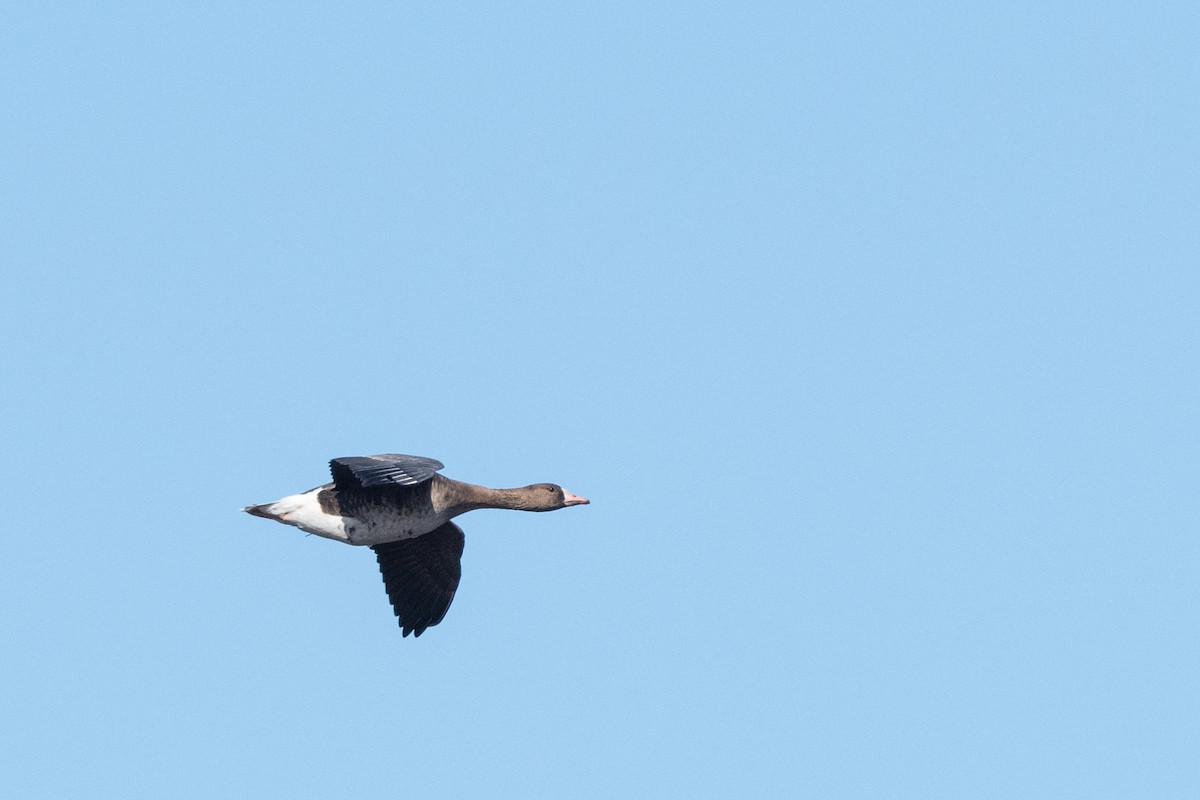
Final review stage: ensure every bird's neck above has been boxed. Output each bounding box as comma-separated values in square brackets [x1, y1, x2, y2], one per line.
[434, 477, 536, 515]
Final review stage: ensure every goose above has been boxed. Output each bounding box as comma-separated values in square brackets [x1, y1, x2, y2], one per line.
[243, 454, 589, 637]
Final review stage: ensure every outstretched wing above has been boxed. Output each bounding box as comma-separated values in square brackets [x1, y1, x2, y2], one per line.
[329, 454, 445, 489]
[371, 522, 465, 637]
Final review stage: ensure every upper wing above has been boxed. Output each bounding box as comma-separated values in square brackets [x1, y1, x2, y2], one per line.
[371, 522, 465, 637]
[329, 454, 445, 490]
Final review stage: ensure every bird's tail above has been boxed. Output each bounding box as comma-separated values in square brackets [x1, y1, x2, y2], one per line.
[242, 503, 280, 520]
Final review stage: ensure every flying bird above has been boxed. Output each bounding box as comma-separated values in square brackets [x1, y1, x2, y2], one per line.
[243, 454, 589, 636]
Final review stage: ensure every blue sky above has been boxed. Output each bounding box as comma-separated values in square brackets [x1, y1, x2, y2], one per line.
[2, 2, 1197, 798]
